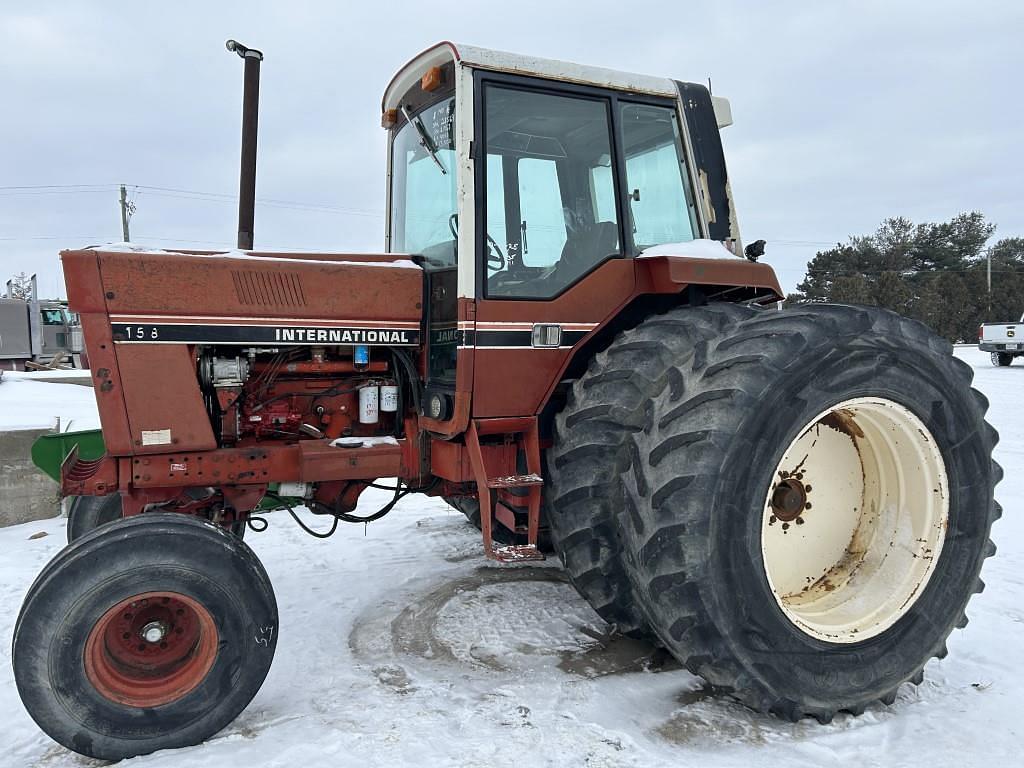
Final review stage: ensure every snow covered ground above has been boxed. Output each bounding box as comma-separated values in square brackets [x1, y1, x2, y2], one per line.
[0, 347, 1020, 767]
[0, 372, 98, 431]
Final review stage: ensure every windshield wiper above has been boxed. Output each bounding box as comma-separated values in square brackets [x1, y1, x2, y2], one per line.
[401, 105, 447, 176]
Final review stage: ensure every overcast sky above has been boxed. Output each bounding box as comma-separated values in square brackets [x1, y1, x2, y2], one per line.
[2, 0, 1021, 298]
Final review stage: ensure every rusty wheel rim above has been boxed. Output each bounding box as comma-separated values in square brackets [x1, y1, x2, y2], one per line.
[84, 591, 219, 707]
[761, 397, 949, 643]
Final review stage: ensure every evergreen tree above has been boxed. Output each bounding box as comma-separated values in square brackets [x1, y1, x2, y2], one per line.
[788, 213, 1013, 342]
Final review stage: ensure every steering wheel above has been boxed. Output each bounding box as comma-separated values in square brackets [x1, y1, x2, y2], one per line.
[486, 234, 506, 271]
[449, 213, 506, 271]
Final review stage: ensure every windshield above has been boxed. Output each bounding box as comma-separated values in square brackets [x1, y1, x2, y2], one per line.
[41, 308, 68, 325]
[389, 96, 457, 265]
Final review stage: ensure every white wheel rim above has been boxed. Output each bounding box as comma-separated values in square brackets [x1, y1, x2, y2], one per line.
[760, 397, 948, 643]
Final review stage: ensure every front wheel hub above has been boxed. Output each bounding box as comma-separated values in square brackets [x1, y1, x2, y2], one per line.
[140, 620, 169, 644]
[84, 591, 219, 707]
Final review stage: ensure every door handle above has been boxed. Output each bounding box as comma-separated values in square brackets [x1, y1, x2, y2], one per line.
[531, 324, 562, 348]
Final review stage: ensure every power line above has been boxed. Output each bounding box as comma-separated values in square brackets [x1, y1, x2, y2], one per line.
[2, 233, 366, 252]
[0, 184, 119, 191]
[0, 181, 385, 219]
[0, 186, 119, 198]
[0, 182, 378, 215]
[766, 240, 839, 247]
[138, 189, 382, 217]
[803, 267, 1023, 277]
[0, 234, 107, 241]
[131, 185, 384, 218]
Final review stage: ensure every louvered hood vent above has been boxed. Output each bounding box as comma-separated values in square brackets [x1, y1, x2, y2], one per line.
[231, 271, 307, 307]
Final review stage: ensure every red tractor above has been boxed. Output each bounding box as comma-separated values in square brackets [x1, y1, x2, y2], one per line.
[14, 42, 999, 760]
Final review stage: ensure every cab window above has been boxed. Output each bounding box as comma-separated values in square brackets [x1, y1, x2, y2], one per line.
[390, 96, 457, 266]
[620, 102, 699, 251]
[483, 85, 620, 298]
[41, 309, 66, 325]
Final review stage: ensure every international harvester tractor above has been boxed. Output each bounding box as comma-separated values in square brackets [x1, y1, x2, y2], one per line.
[12, 42, 999, 760]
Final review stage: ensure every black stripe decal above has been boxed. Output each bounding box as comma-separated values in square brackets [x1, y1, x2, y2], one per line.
[112, 323, 419, 346]
[470, 329, 589, 348]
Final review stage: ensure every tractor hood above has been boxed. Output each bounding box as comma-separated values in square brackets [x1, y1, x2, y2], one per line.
[61, 246, 424, 347]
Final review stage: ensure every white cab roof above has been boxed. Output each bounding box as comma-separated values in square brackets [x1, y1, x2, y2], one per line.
[383, 41, 679, 111]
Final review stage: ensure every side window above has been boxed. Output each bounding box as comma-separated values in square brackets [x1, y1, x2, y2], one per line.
[483, 85, 620, 299]
[620, 103, 699, 252]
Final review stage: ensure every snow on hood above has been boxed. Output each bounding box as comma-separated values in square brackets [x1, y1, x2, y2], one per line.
[88, 243, 420, 269]
[637, 239, 735, 259]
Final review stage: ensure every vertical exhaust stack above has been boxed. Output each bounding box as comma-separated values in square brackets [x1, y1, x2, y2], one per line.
[225, 39, 264, 250]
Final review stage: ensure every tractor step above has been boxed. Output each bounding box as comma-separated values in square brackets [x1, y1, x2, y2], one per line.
[486, 473, 543, 489]
[465, 417, 544, 562]
[492, 544, 545, 563]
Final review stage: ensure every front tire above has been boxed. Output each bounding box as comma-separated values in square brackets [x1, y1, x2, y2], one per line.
[14, 513, 278, 760]
[620, 304, 999, 720]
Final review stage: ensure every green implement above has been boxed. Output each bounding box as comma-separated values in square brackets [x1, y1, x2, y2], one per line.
[31, 429, 106, 484]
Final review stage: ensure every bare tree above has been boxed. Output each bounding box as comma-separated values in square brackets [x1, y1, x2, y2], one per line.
[6, 272, 33, 300]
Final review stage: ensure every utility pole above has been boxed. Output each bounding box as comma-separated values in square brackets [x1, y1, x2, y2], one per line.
[119, 184, 131, 242]
[226, 39, 264, 250]
[987, 247, 992, 316]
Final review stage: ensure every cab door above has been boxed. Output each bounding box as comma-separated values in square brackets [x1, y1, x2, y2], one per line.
[471, 75, 705, 418]
[471, 76, 633, 418]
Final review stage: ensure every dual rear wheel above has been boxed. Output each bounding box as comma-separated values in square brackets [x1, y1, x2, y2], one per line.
[548, 303, 999, 720]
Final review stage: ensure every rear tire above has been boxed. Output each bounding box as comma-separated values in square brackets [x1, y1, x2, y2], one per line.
[13, 513, 278, 760]
[546, 303, 755, 638]
[619, 304, 999, 720]
[991, 351, 1012, 366]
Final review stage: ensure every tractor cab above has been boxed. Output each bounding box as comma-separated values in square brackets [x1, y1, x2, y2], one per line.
[382, 43, 757, 436]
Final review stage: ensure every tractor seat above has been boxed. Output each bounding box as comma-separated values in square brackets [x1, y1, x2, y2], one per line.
[555, 220, 619, 285]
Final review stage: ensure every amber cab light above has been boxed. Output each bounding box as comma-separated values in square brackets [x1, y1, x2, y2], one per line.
[421, 66, 442, 92]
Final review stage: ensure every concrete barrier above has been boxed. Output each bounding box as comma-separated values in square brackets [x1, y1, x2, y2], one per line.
[0, 427, 60, 527]
[23, 372, 92, 387]
[0, 370, 93, 387]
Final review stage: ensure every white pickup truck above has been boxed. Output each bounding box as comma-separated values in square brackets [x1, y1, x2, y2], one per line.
[979, 313, 1024, 366]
